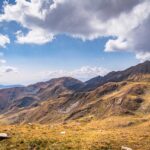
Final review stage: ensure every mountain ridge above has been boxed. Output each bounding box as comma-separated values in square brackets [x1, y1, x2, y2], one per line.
[80, 61, 150, 91]
[0, 61, 149, 124]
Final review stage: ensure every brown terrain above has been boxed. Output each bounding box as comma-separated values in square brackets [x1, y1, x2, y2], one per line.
[0, 61, 150, 150]
[0, 61, 149, 124]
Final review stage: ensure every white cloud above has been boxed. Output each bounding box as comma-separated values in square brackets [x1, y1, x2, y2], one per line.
[3, 66, 18, 73]
[136, 52, 150, 62]
[0, 65, 18, 75]
[105, 37, 129, 52]
[0, 66, 20, 85]
[0, 34, 10, 48]
[40, 66, 109, 81]
[16, 30, 54, 45]
[0, 58, 18, 77]
[0, 0, 150, 60]
[0, 66, 109, 85]
[0, 59, 6, 65]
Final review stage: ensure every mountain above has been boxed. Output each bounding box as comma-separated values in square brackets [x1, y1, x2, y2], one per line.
[0, 61, 149, 124]
[80, 61, 150, 91]
[0, 84, 24, 89]
[0, 77, 83, 114]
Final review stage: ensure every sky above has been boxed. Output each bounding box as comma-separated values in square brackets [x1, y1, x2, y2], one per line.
[0, 0, 149, 85]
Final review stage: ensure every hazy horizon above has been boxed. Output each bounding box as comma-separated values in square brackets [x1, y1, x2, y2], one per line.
[0, 0, 149, 84]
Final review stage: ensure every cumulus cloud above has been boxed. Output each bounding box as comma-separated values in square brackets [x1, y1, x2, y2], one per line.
[0, 58, 18, 76]
[0, 34, 10, 48]
[0, 65, 18, 75]
[0, 0, 150, 60]
[0, 65, 20, 84]
[136, 52, 150, 62]
[105, 37, 129, 52]
[15, 29, 54, 44]
[4, 66, 18, 73]
[40, 66, 109, 80]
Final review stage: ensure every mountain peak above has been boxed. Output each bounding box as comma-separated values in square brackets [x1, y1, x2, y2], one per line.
[126, 60, 150, 75]
[140, 60, 150, 67]
[80, 61, 150, 91]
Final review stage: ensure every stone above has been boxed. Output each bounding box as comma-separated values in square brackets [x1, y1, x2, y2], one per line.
[0, 133, 10, 140]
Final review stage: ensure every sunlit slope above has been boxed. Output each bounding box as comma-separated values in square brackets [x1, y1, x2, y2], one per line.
[0, 61, 149, 124]
[0, 75, 149, 124]
[0, 115, 150, 150]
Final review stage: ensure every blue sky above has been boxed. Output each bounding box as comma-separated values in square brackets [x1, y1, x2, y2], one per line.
[0, 0, 149, 84]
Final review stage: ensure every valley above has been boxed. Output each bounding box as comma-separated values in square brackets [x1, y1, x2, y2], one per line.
[0, 61, 150, 149]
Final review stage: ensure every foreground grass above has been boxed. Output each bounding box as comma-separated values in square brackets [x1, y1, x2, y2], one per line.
[0, 115, 150, 150]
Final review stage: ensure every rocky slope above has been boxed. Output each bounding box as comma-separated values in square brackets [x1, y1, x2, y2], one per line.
[80, 60, 150, 91]
[0, 61, 150, 124]
[0, 77, 83, 114]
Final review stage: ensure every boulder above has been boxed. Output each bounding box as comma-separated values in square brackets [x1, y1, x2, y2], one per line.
[0, 133, 10, 140]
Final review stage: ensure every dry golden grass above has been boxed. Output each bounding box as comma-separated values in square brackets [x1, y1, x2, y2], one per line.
[0, 79, 150, 149]
[0, 115, 150, 150]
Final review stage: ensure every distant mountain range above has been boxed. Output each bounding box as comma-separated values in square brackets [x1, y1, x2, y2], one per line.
[0, 61, 149, 124]
[0, 84, 24, 89]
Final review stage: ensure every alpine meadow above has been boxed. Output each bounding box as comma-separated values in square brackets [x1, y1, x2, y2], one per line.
[0, 0, 150, 150]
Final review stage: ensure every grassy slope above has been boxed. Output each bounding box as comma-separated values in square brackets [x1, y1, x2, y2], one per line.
[0, 76, 150, 124]
[0, 78, 149, 149]
[0, 115, 150, 150]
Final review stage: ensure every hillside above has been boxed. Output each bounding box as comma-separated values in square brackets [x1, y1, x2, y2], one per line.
[0, 115, 150, 150]
[0, 61, 149, 124]
[80, 60, 150, 91]
[0, 77, 83, 114]
[0, 61, 149, 150]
